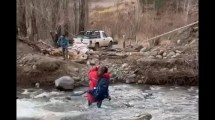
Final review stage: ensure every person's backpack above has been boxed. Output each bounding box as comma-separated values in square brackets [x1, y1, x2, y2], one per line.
[88, 77, 109, 101]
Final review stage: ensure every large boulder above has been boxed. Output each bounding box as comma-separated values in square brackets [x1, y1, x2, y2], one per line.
[55, 76, 75, 90]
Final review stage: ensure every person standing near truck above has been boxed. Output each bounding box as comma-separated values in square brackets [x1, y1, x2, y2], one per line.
[57, 32, 69, 60]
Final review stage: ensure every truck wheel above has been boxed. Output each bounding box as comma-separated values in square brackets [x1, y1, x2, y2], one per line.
[94, 43, 99, 51]
[108, 41, 113, 48]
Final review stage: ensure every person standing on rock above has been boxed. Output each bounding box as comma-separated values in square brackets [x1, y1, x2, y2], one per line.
[57, 32, 69, 60]
[87, 66, 111, 108]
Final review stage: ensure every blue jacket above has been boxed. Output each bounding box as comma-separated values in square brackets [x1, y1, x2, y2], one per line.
[57, 36, 69, 48]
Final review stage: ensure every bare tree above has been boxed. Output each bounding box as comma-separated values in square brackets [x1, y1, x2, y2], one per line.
[74, 0, 79, 34]
[63, 0, 69, 34]
[30, 0, 38, 41]
[17, 0, 27, 37]
[79, 0, 88, 31]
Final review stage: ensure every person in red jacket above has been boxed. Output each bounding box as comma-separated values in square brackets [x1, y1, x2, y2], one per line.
[87, 66, 111, 107]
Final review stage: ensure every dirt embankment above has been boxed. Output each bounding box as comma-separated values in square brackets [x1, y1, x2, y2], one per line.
[17, 54, 89, 87]
[16, 23, 198, 87]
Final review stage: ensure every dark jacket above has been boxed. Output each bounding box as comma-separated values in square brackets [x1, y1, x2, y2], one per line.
[57, 35, 69, 48]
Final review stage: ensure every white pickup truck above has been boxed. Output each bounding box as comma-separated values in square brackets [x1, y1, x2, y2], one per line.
[73, 30, 114, 50]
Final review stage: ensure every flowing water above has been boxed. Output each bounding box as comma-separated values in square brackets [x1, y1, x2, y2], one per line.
[17, 84, 198, 120]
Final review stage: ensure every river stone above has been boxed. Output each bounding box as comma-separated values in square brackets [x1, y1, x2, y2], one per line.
[121, 113, 152, 120]
[125, 80, 131, 84]
[176, 53, 180, 56]
[177, 39, 181, 44]
[73, 68, 79, 72]
[158, 50, 164, 55]
[122, 63, 128, 68]
[167, 52, 175, 57]
[175, 50, 182, 53]
[128, 74, 136, 78]
[148, 56, 155, 59]
[171, 55, 177, 58]
[156, 55, 162, 59]
[138, 80, 143, 84]
[55, 76, 75, 90]
[162, 52, 167, 57]
[140, 47, 147, 52]
[32, 65, 36, 69]
[143, 51, 150, 56]
[150, 51, 157, 56]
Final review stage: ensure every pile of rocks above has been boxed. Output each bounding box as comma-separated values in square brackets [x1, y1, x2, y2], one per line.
[140, 48, 183, 59]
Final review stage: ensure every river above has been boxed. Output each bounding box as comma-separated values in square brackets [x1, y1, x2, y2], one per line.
[17, 84, 198, 120]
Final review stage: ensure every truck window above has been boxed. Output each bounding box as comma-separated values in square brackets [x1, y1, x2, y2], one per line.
[95, 32, 100, 38]
[102, 32, 107, 38]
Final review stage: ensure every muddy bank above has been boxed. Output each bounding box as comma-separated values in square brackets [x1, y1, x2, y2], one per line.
[17, 54, 198, 88]
[17, 54, 89, 87]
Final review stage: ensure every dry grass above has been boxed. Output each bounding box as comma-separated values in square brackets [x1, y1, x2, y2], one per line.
[89, 1, 198, 47]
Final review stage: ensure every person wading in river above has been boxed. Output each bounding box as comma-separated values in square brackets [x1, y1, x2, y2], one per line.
[57, 32, 69, 60]
[87, 66, 111, 108]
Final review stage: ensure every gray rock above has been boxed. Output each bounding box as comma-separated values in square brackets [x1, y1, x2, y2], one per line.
[169, 68, 174, 72]
[189, 39, 197, 45]
[156, 55, 162, 59]
[148, 56, 155, 59]
[169, 51, 175, 56]
[144, 52, 150, 56]
[73, 68, 79, 72]
[122, 63, 128, 68]
[167, 51, 175, 57]
[177, 39, 181, 44]
[89, 58, 98, 65]
[35, 83, 40, 88]
[150, 51, 158, 56]
[128, 74, 136, 78]
[158, 50, 164, 55]
[138, 80, 143, 84]
[175, 50, 182, 53]
[126, 79, 131, 84]
[162, 52, 167, 57]
[32, 65, 36, 69]
[124, 71, 129, 74]
[176, 53, 180, 56]
[163, 57, 167, 59]
[121, 113, 152, 120]
[171, 55, 177, 58]
[124, 67, 130, 71]
[140, 47, 147, 52]
[55, 76, 75, 90]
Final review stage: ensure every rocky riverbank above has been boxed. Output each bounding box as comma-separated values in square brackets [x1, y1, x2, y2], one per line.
[17, 23, 198, 88]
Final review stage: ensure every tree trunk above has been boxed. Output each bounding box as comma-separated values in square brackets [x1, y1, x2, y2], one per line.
[52, 0, 59, 30]
[17, 0, 27, 37]
[183, 0, 187, 13]
[176, 0, 179, 13]
[85, 0, 89, 29]
[30, 0, 38, 41]
[74, 1, 78, 34]
[186, 0, 191, 23]
[79, 0, 88, 31]
[63, 0, 69, 35]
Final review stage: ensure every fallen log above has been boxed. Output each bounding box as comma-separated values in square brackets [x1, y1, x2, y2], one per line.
[17, 36, 42, 52]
